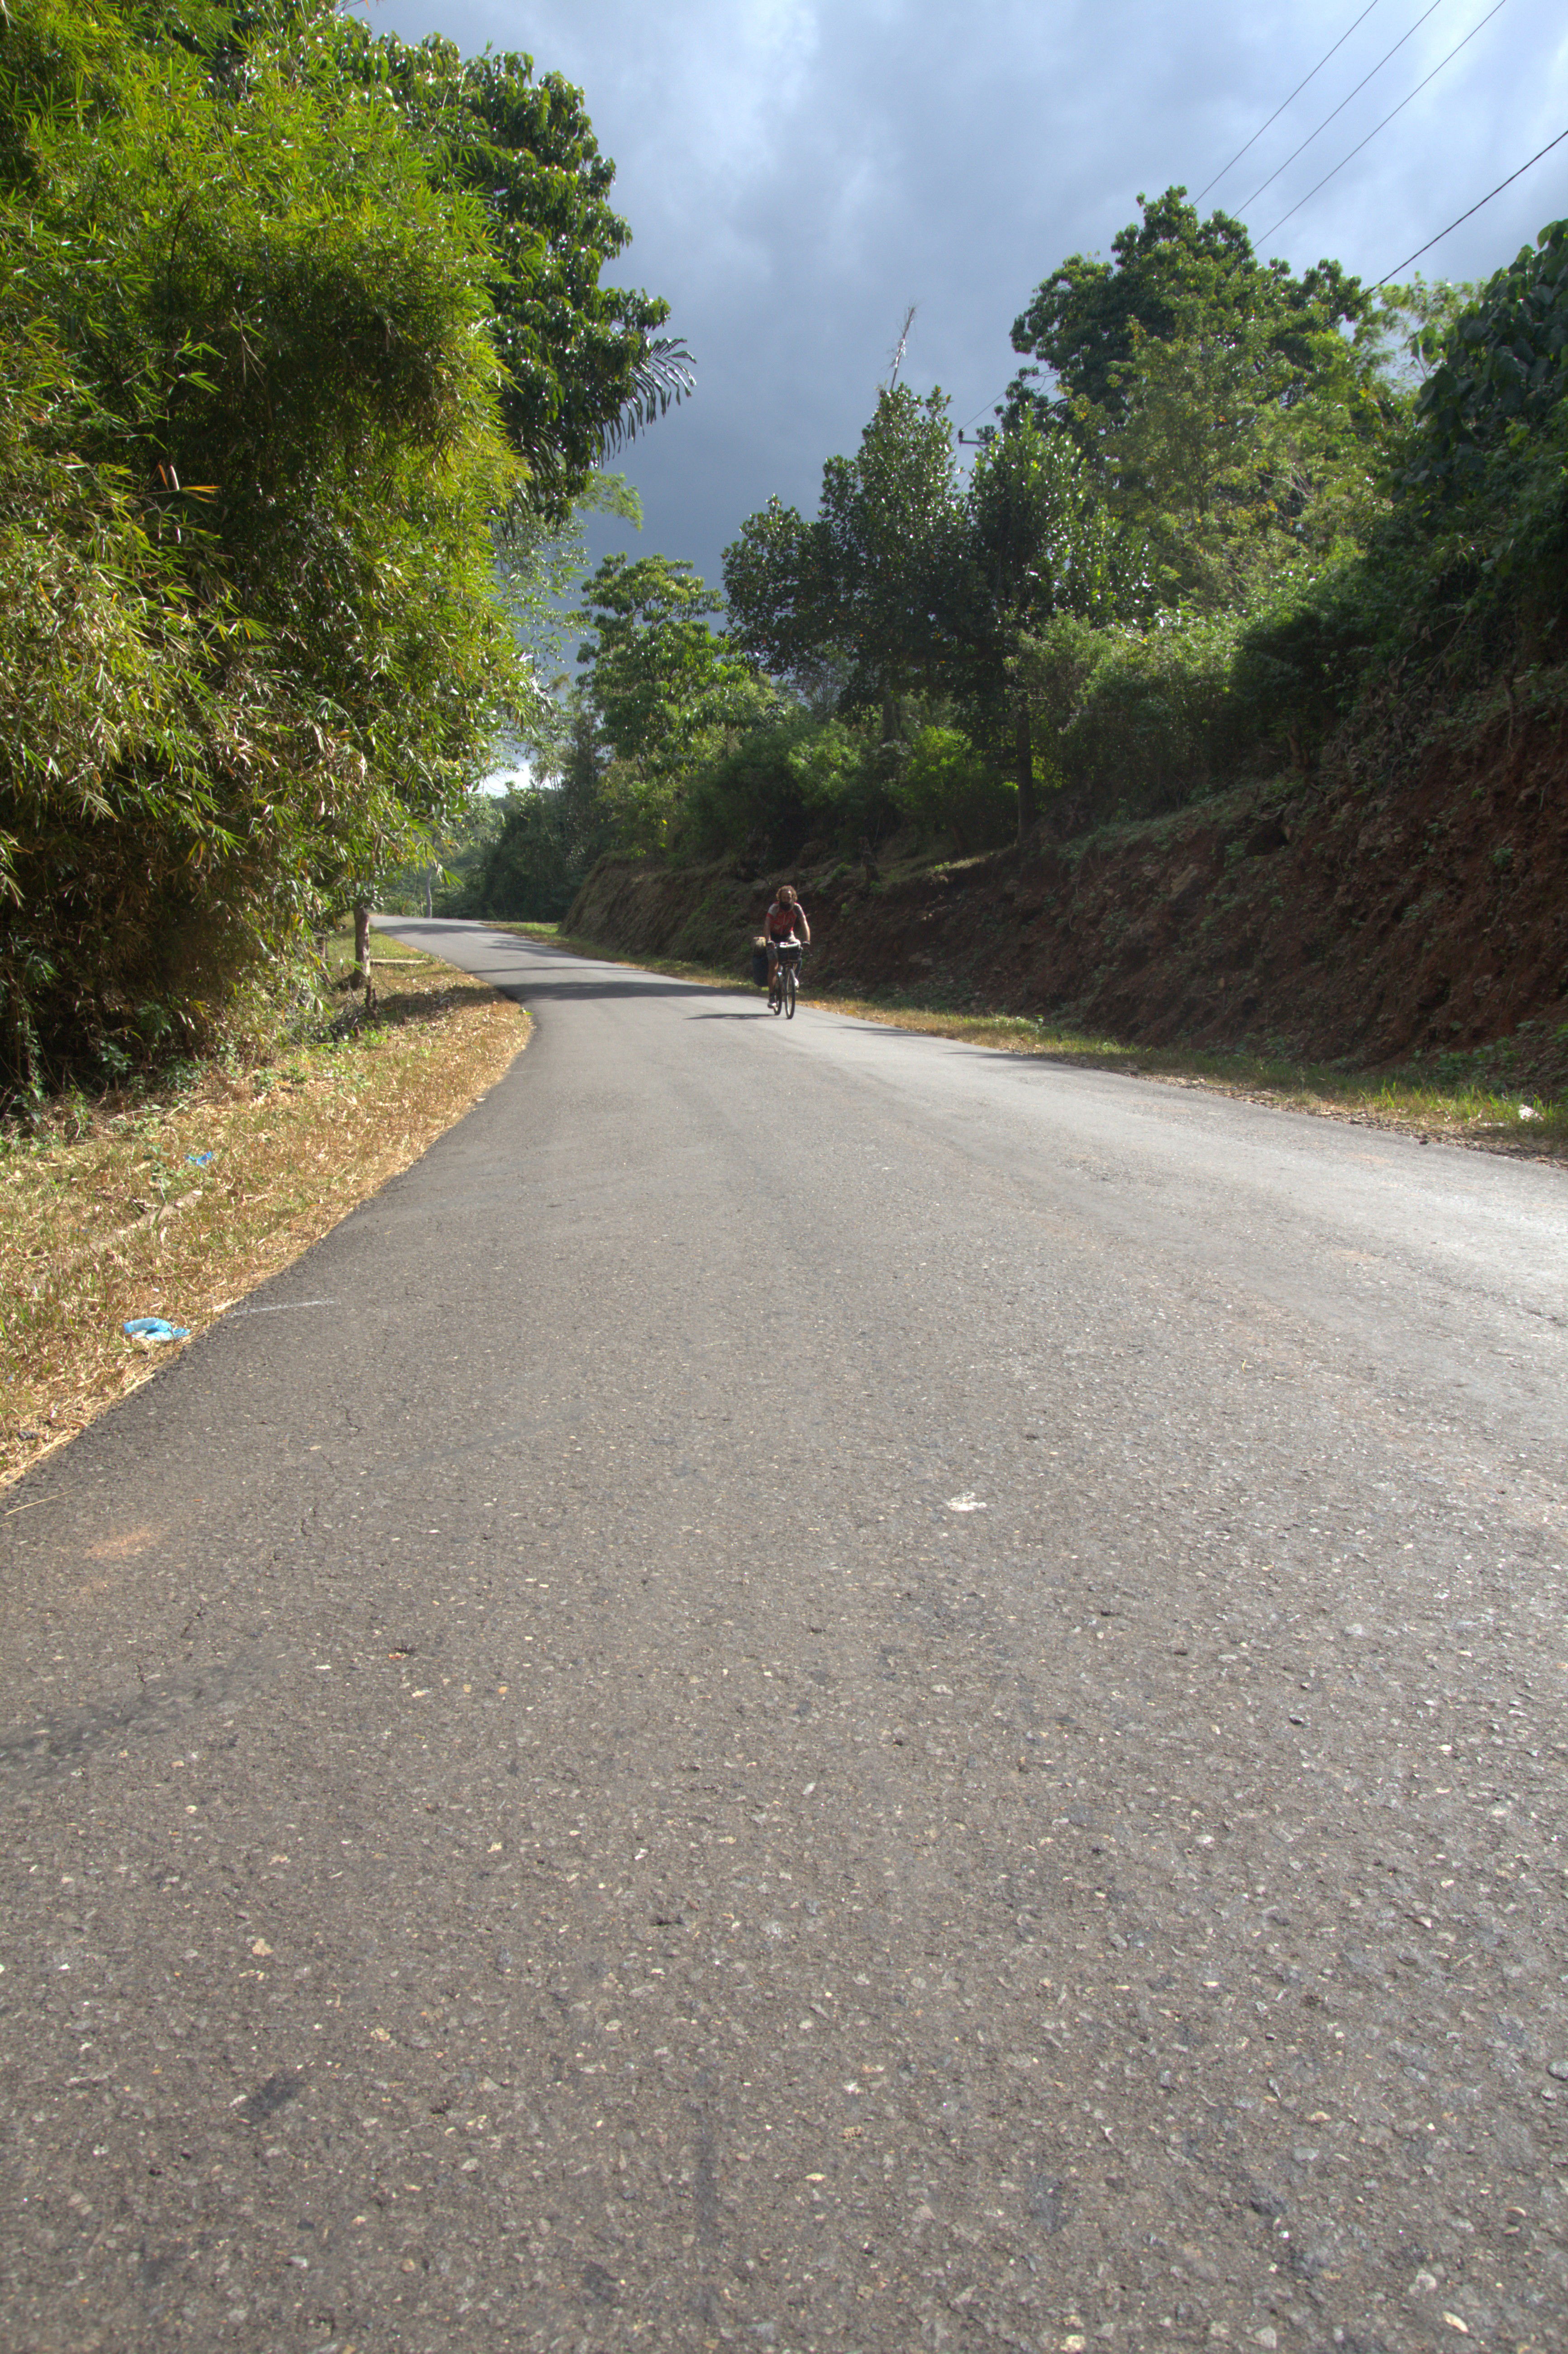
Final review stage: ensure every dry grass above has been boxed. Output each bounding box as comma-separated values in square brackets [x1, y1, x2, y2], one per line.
[0, 931, 528, 1494]
[503, 923, 1566, 1163]
[812, 1005, 1568, 1158]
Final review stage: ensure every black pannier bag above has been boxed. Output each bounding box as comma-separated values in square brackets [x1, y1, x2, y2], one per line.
[751, 939, 769, 986]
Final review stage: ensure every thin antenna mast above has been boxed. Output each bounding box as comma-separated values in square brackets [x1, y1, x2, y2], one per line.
[886, 305, 917, 390]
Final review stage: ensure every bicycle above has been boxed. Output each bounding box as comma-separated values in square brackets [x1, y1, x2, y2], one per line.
[767, 938, 803, 1018]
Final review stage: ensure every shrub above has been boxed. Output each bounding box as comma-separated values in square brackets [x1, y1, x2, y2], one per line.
[890, 726, 1015, 853]
[1051, 606, 1250, 820]
[679, 715, 885, 861]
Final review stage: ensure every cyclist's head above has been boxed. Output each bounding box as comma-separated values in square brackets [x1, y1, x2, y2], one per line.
[777, 884, 797, 905]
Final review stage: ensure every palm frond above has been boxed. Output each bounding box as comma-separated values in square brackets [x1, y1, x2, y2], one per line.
[599, 338, 696, 455]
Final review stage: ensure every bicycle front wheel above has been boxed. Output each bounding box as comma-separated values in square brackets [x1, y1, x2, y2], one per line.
[783, 962, 797, 1017]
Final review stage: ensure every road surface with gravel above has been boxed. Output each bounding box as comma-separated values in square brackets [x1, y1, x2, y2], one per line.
[3, 922, 1566, 2354]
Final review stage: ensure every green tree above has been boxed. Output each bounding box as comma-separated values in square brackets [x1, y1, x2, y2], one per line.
[474, 786, 579, 921]
[889, 724, 1015, 856]
[574, 555, 758, 796]
[1006, 184, 1377, 427]
[552, 695, 618, 872]
[1093, 304, 1389, 608]
[1410, 219, 1568, 495]
[678, 708, 896, 864]
[1014, 605, 1253, 824]
[337, 27, 692, 521]
[951, 417, 1137, 834]
[726, 393, 1142, 843]
[0, 0, 524, 1089]
[724, 386, 962, 720]
[0, 0, 692, 1095]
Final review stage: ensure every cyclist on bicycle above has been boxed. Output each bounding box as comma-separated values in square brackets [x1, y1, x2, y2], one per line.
[764, 884, 810, 985]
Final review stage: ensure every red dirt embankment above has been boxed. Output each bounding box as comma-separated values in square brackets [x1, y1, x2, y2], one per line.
[568, 696, 1568, 1085]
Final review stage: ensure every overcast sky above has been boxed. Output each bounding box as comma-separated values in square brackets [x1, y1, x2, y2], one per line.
[366, 0, 1568, 601]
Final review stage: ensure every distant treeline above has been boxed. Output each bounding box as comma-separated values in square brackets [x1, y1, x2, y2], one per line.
[473, 188, 1566, 922]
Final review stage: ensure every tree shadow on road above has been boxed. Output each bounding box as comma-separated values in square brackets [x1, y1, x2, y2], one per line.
[383, 922, 773, 1008]
[488, 975, 744, 1003]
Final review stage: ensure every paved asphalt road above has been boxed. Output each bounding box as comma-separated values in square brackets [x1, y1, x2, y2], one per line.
[3, 923, 1567, 2354]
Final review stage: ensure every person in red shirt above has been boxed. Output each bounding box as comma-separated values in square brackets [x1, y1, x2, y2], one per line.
[763, 884, 810, 986]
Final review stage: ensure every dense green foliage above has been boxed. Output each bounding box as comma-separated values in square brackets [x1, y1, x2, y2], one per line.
[725, 387, 962, 712]
[945, 418, 1142, 830]
[1223, 218, 1568, 781]
[565, 552, 772, 855]
[1412, 220, 1568, 488]
[1002, 193, 1567, 815]
[13, 22, 1554, 997]
[543, 188, 1564, 888]
[1005, 186, 1377, 424]
[719, 391, 1142, 848]
[577, 558, 757, 771]
[0, 0, 676, 1101]
[334, 26, 691, 523]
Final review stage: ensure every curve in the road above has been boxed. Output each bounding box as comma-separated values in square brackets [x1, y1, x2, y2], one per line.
[2, 920, 1564, 2352]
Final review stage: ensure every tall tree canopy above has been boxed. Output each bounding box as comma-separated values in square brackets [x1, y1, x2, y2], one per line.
[0, 0, 681, 1097]
[336, 26, 691, 521]
[1411, 219, 1568, 492]
[564, 200, 1561, 877]
[1091, 302, 1390, 607]
[1006, 185, 1377, 427]
[572, 553, 763, 848]
[949, 418, 1139, 833]
[1003, 189, 1400, 612]
[724, 386, 962, 714]
[724, 389, 1151, 842]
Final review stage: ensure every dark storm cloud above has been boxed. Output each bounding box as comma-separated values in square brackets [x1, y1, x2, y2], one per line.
[368, 0, 1568, 593]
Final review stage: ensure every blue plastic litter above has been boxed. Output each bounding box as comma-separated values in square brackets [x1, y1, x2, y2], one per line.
[124, 1317, 190, 1342]
[186, 1152, 214, 1165]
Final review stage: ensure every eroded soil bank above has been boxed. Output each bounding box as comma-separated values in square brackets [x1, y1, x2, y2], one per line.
[567, 695, 1568, 1096]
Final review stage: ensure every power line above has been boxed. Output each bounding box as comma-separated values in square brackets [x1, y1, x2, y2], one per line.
[1258, 0, 1512, 244]
[1235, 0, 1447, 212]
[956, 381, 1018, 434]
[1196, 0, 1383, 202]
[963, 18, 1550, 433]
[1374, 122, 1568, 282]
